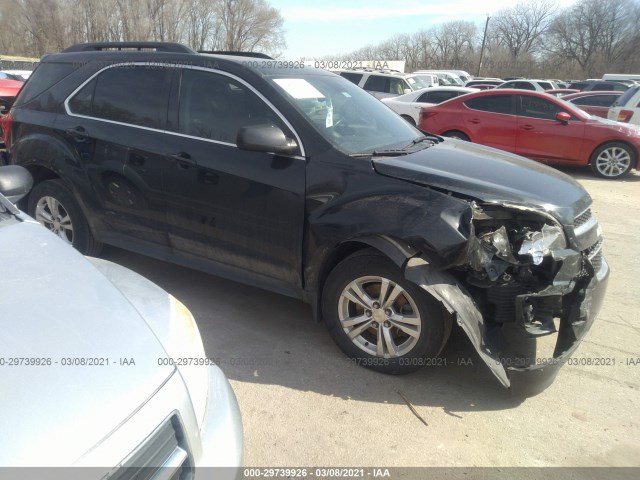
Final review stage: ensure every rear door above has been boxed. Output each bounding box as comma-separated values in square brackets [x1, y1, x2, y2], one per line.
[461, 94, 518, 152]
[162, 68, 306, 289]
[58, 64, 175, 249]
[515, 94, 585, 163]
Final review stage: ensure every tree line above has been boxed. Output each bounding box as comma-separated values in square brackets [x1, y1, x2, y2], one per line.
[1, 0, 638, 79]
[327, 0, 640, 79]
[0, 0, 285, 57]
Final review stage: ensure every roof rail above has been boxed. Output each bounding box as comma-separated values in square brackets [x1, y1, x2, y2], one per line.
[62, 42, 195, 53]
[197, 50, 274, 59]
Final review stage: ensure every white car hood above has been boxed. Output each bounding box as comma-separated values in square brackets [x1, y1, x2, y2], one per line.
[0, 218, 174, 466]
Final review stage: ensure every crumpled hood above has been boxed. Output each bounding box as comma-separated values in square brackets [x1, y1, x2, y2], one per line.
[0, 218, 174, 466]
[372, 139, 592, 224]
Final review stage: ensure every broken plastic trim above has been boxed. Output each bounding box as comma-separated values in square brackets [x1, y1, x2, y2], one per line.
[404, 256, 511, 387]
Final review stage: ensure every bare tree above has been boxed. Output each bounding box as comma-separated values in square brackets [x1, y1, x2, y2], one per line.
[547, 0, 640, 76]
[491, 0, 556, 58]
[432, 21, 477, 68]
[216, 0, 285, 53]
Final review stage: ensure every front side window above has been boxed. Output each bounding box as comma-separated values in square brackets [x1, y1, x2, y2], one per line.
[69, 66, 172, 128]
[388, 78, 406, 95]
[177, 69, 282, 144]
[520, 95, 566, 120]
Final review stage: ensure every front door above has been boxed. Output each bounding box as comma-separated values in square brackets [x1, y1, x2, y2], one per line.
[162, 68, 306, 289]
[515, 95, 585, 163]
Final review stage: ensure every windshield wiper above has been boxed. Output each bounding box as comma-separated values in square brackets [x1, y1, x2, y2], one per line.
[350, 135, 440, 158]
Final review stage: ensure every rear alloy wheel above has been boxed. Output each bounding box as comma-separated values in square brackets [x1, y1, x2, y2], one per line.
[590, 142, 634, 179]
[322, 251, 448, 374]
[443, 131, 470, 141]
[28, 179, 102, 255]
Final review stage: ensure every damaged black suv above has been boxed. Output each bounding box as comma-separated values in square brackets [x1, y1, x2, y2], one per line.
[3, 42, 609, 394]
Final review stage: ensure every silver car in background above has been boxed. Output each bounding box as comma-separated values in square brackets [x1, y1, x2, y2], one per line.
[0, 166, 242, 478]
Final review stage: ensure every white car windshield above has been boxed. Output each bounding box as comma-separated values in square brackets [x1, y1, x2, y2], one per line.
[270, 75, 422, 155]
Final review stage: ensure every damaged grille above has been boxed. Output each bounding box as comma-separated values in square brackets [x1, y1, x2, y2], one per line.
[574, 208, 592, 227]
[585, 238, 604, 272]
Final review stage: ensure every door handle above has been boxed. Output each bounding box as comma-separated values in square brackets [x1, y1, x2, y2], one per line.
[469, 118, 480, 124]
[520, 125, 534, 131]
[65, 127, 89, 142]
[167, 152, 196, 168]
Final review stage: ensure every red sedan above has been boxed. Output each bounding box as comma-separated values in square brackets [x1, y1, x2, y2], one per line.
[418, 89, 640, 179]
[0, 79, 23, 113]
[0, 79, 23, 146]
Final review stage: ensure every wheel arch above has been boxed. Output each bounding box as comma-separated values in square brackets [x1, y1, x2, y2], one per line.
[442, 129, 470, 141]
[307, 235, 429, 323]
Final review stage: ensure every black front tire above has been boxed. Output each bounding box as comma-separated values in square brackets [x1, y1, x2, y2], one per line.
[28, 179, 102, 256]
[322, 251, 449, 374]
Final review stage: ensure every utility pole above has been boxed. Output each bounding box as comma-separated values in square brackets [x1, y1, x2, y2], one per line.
[477, 15, 490, 77]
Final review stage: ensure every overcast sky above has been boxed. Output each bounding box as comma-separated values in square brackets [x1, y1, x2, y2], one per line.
[269, 0, 578, 59]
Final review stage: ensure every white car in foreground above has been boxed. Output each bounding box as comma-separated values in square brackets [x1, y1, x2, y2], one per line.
[381, 86, 478, 125]
[0, 165, 243, 478]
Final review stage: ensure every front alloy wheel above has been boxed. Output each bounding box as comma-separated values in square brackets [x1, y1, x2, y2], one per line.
[322, 250, 449, 374]
[338, 276, 421, 358]
[590, 142, 634, 179]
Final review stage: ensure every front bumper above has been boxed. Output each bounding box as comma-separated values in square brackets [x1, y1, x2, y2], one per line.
[196, 365, 244, 478]
[405, 250, 610, 396]
[505, 255, 609, 396]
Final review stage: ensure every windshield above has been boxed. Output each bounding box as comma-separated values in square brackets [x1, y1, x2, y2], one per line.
[270, 75, 421, 155]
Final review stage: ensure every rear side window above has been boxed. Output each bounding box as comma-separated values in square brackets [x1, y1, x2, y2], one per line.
[571, 94, 618, 107]
[339, 72, 363, 85]
[13, 62, 76, 107]
[363, 75, 388, 93]
[537, 82, 553, 90]
[417, 91, 459, 103]
[465, 95, 514, 115]
[68, 66, 172, 129]
[515, 82, 536, 90]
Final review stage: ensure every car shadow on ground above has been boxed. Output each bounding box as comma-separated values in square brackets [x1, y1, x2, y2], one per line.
[554, 164, 640, 182]
[103, 246, 525, 415]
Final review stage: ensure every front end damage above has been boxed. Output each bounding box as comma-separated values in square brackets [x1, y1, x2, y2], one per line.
[405, 202, 609, 396]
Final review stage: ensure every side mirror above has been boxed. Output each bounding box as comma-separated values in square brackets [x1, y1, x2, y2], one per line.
[237, 125, 298, 155]
[404, 88, 412, 94]
[0, 165, 33, 203]
[556, 112, 571, 124]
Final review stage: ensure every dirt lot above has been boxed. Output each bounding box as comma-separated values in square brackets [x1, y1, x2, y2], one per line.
[103, 166, 640, 470]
